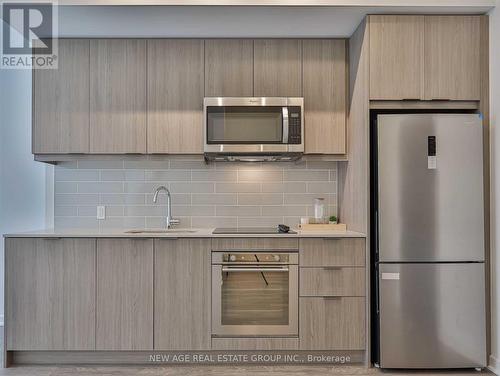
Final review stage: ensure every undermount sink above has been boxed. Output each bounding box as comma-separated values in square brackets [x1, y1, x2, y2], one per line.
[125, 229, 198, 234]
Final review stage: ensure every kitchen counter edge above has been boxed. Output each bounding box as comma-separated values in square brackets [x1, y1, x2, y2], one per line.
[3, 228, 366, 238]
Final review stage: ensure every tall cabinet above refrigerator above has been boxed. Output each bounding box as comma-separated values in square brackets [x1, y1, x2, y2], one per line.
[372, 113, 486, 369]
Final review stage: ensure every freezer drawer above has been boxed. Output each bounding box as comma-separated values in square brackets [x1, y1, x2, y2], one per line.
[378, 263, 486, 369]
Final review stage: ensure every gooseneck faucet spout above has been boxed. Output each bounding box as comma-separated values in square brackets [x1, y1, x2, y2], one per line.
[153, 186, 180, 229]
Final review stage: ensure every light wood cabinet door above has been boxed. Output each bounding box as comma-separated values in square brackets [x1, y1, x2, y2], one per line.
[96, 239, 153, 350]
[147, 39, 204, 154]
[90, 39, 147, 153]
[299, 297, 365, 350]
[154, 238, 211, 350]
[33, 39, 90, 153]
[299, 238, 365, 267]
[254, 39, 302, 97]
[300, 267, 365, 297]
[205, 39, 253, 97]
[6, 238, 96, 350]
[369, 15, 424, 100]
[303, 39, 347, 154]
[424, 16, 481, 100]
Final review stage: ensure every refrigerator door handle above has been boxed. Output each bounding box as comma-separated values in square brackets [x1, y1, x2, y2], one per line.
[375, 209, 379, 256]
[375, 264, 380, 314]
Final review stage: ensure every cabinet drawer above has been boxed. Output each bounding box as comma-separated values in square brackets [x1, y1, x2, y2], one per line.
[299, 238, 365, 267]
[300, 267, 365, 297]
[212, 238, 298, 250]
[299, 297, 365, 350]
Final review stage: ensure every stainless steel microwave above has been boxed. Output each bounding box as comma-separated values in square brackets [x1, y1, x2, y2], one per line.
[204, 97, 304, 162]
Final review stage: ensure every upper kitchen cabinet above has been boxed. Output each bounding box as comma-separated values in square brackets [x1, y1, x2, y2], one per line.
[205, 39, 253, 97]
[33, 39, 90, 154]
[147, 39, 204, 153]
[254, 39, 302, 97]
[90, 39, 147, 153]
[368, 15, 481, 101]
[424, 16, 481, 100]
[369, 15, 424, 100]
[303, 39, 347, 154]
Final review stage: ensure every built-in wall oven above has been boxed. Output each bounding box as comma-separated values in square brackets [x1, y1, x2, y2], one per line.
[204, 97, 304, 162]
[211, 250, 298, 337]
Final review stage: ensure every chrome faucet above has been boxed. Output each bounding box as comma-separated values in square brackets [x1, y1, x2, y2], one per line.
[153, 186, 180, 229]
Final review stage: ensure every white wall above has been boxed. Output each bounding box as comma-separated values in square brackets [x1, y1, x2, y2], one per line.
[0, 25, 51, 324]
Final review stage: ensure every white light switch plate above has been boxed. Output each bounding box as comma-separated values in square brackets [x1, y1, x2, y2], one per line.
[97, 206, 106, 220]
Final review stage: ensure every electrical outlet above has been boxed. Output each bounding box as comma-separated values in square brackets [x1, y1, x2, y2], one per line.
[97, 206, 106, 220]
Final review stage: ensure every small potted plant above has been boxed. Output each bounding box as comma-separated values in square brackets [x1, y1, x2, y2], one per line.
[329, 215, 338, 225]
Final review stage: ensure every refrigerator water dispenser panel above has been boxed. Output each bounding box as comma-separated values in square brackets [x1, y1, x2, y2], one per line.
[428, 136, 437, 169]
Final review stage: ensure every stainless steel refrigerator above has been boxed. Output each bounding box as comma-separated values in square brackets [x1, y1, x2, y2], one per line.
[373, 113, 486, 369]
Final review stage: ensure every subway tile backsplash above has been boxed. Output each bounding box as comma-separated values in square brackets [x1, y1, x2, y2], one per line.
[54, 156, 338, 230]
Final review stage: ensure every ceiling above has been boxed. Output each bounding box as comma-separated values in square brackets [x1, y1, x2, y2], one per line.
[58, 4, 494, 37]
[57, 0, 495, 5]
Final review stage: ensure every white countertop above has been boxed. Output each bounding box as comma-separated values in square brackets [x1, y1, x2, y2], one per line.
[3, 228, 366, 238]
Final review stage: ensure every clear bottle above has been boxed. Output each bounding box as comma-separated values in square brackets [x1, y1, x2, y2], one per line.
[314, 198, 326, 224]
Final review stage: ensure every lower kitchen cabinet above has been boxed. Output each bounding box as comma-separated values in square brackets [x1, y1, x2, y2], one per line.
[5, 238, 96, 350]
[299, 238, 366, 350]
[154, 238, 211, 350]
[96, 239, 154, 350]
[5, 236, 368, 355]
[299, 297, 365, 350]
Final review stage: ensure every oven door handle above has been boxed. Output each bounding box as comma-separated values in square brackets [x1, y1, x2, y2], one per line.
[221, 266, 289, 272]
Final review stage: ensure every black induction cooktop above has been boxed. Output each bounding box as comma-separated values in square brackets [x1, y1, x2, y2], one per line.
[212, 227, 297, 234]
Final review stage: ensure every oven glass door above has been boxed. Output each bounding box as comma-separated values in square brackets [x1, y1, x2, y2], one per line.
[206, 106, 284, 144]
[212, 264, 298, 336]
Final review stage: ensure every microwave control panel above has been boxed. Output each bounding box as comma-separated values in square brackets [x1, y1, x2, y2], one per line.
[288, 106, 302, 144]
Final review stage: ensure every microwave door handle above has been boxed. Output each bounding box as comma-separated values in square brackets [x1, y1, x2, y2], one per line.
[282, 107, 289, 144]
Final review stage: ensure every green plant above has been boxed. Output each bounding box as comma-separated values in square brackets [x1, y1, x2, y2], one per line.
[329, 215, 337, 223]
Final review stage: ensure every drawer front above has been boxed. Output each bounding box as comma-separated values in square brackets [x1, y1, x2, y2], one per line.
[212, 238, 298, 250]
[300, 238, 365, 267]
[300, 267, 365, 297]
[212, 338, 299, 350]
[299, 297, 365, 350]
